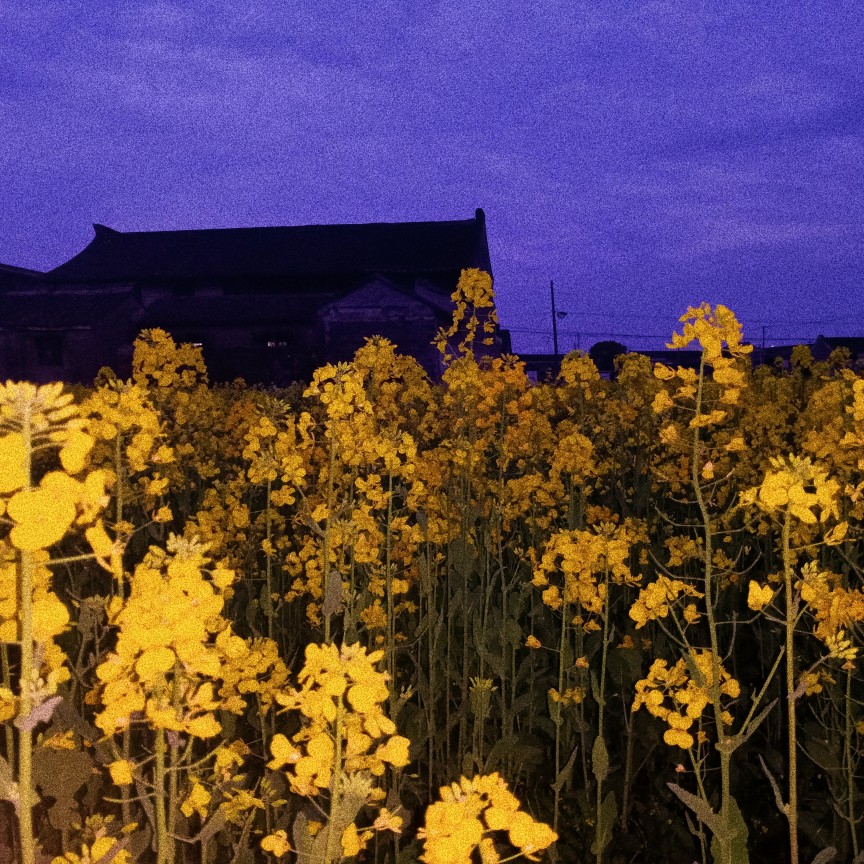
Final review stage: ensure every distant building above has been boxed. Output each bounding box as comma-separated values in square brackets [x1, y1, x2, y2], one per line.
[0, 209, 509, 385]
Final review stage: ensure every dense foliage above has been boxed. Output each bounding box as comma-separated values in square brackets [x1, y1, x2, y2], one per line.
[2, 271, 864, 864]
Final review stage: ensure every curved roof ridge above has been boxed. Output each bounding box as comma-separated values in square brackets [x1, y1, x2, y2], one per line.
[47, 210, 491, 284]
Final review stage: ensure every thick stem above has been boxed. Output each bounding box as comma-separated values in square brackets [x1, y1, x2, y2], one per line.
[594, 568, 610, 864]
[17, 412, 35, 864]
[154, 727, 169, 864]
[691, 357, 733, 861]
[1, 646, 14, 768]
[323, 699, 345, 864]
[17, 552, 35, 864]
[782, 514, 799, 864]
[845, 667, 859, 859]
[265, 477, 274, 641]
[322, 428, 337, 645]
[553, 601, 567, 835]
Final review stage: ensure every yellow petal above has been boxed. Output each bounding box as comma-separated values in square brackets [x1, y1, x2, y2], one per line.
[59, 429, 94, 475]
[108, 759, 134, 786]
[0, 433, 28, 493]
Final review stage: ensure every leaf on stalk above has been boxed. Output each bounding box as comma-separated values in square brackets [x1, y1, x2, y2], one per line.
[0, 756, 18, 813]
[709, 796, 748, 864]
[15, 695, 62, 731]
[503, 617, 523, 649]
[667, 783, 720, 834]
[33, 745, 93, 831]
[448, 537, 477, 580]
[551, 744, 578, 793]
[590, 791, 618, 855]
[591, 734, 609, 783]
[757, 754, 787, 816]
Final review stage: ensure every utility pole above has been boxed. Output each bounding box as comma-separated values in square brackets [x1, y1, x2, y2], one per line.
[550, 279, 559, 359]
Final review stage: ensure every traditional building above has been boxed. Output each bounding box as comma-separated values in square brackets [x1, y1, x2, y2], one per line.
[0, 209, 508, 385]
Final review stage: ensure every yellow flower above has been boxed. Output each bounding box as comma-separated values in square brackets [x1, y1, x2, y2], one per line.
[376, 735, 411, 767]
[181, 779, 211, 819]
[260, 830, 292, 857]
[153, 505, 173, 523]
[135, 647, 176, 683]
[651, 391, 675, 413]
[85, 520, 114, 558]
[0, 432, 28, 493]
[32, 595, 70, 642]
[341, 823, 363, 858]
[268, 733, 302, 770]
[747, 581, 774, 611]
[663, 728, 694, 749]
[186, 714, 221, 738]
[0, 688, 16, 723]
[7, 487, 77, 551]
[525, 634, 541, 649]
[59, 428, 94, 474]
[88, 836, 131, 864]
[683, 604, 700, 625]
[42, 730, 76, 750]
[108, 759, 135, 786]
[373, 808, 403, 833]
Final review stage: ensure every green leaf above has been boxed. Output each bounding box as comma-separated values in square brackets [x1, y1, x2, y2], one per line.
[503, 617, 523, 649]
[448, 537, 477, 579]
[547, 690, 561, 727]
[590, 791, 618, 855]
[32, 745, 93, 832]
[591, 734, 609, 783]
[709, 796, 749, 864]
[667, 783, 720, 835]
[551, 745, 578, 794]
[0, 755, 18, 812]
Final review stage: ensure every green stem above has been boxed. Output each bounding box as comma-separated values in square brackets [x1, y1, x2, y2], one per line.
[594, 568, 610, 864]
[17, 409, 35, 864]
[1, 646, 15, 767]
[154, 727, 169, 864]
[323, 433, 336, 645]
[782, 514, 799, 864]
[324, 698, 345, 864]
[17, 552, 35, 864]
[265, 477, 274, 641]
[845, 667, 859, 859]
[691, 356, 734, 863]
[553, 601, 567, 836]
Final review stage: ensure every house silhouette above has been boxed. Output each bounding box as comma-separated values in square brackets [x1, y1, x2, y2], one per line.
[0, 209, 508, 385]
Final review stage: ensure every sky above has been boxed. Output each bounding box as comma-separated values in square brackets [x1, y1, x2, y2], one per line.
[2, 1, 863, 354]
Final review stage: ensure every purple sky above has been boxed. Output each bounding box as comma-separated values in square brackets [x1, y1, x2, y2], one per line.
[2, 2, 863, 353]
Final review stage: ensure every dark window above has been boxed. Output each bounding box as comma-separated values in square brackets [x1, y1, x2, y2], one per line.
[33, 331, 64, 365]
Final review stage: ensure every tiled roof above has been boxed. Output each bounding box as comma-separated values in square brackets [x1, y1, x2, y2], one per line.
[0, 263, 44, 287]
[138, 295, 325, 328]
[48, 210, 492, 284]
[821, 336, 864, 355]
[0, 292, 136, 329]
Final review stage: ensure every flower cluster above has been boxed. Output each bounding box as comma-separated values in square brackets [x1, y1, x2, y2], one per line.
[533, 523, 640, 630]
[632, 652, 740, 749]
[94, 535, 239, 737]
[266, 643, 409, 861]
[742, 454, 842, 526]
[418, 773, 557, 864]
[131, 328, 208, 389]
[629, 576, 704, 629]
[434, 268, 498, 359]
[269, 642, 410, 795]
